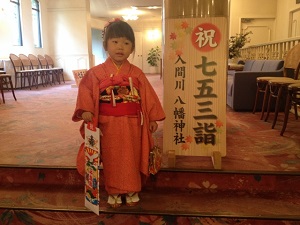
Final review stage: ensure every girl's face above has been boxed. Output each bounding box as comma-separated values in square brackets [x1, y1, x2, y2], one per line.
[106, 37, 134, 67]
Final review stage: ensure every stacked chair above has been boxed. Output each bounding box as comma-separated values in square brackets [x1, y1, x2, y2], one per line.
[280, 81, 300, 135]
[252, 43, 300, 134]
[9, 53, 35, 89]
[265, 61, 300, 130]
[44, 54, 64, 84]
[19, 54, 42, 89]
[37, 55, 61, 85]
[9, 53, 64, 89]
[28, 54, 53, 87]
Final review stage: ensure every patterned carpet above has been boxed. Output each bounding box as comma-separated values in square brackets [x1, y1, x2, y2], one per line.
[1, 209, 297, 225]
[0, 74, 299, 172]
[1, 75, 300, 225]
[1, 167, 299, 225]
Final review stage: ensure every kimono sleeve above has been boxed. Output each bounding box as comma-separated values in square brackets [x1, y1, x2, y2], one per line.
[139, 73, 165, 122]
[72, 70, 96, 122]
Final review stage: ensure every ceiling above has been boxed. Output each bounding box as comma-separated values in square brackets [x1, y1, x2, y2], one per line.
[90, 0, 163, 21]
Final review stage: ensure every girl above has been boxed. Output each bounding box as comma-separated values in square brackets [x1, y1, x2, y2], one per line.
[72, 19, 165, 208]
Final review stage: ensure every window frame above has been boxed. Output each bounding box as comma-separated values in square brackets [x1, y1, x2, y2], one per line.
[10, 0, 23, 46]
[31, 0, 42, 48]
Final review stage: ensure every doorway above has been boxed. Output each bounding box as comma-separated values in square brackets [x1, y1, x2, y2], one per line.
[91, 28, 107, 66]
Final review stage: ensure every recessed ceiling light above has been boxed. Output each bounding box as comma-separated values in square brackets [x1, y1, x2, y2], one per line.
[147, 6, 161, 9]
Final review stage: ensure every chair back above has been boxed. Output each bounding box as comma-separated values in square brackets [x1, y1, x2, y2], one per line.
[37, 55, 48, 69]
[284, 43, 300, 79]
[9, 54, 23, 73]
[19, 54, 33, 70]
[44, 54, 55, 68]
[72, 69, 87, 86]
[28, 54, 41, 69]
[295, 61, 300, 80]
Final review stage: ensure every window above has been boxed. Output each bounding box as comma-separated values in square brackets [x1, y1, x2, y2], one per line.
[10, 0, 23, 46]
[31, 0, 42, 48]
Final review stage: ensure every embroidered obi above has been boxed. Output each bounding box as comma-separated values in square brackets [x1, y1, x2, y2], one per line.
[99, 75, 141, 116]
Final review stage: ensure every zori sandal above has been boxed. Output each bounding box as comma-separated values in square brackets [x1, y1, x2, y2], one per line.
[126, 192, 140, 206]
[107, 194, 122, 208]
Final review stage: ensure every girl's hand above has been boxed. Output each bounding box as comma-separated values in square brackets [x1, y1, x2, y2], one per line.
[82, 111, 94, 122]
[149, 121, 158, 133]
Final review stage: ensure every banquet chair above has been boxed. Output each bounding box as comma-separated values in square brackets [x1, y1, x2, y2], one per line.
[37, 54, 56, 85]
[252, 44, 300, 119]
[28, 54, 52, 87]
[264, 59, 300, 129]
[280, 82, 300, 136]
[19, 54, 43, 88]
[44, 54, 64, 84]
[0, 71, 17, 104]
[9, 54, 34, 89]
[252, 76, 292, 120]
[18, 54, 40, 89]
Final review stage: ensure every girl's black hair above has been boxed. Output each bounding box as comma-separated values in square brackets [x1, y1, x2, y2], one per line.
[103, 20, 135, 51]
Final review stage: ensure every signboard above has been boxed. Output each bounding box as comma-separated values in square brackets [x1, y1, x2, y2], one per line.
[163, 17, 227, 157]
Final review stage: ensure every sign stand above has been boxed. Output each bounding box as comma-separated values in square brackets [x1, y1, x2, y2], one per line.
[167, 150, 222, 169]
[212, 151, 221, 169]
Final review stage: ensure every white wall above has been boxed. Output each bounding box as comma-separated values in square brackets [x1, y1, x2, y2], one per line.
[1, 0, 92, 81]
[275, 0, 300, 40]
[1, 0, 299, 80]
[0, 0, 50, 58]
[230, 0, 277, 34]
[0, 0, 14, 59]
[0, 0, 50, 78]
[230, 0, 300, 42]
[90, 17, 106, 29]
[229, 0, 277, 45]
[47, 0, 91, 80]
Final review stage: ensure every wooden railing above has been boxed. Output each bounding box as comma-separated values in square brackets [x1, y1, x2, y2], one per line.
[240, 37, 300, 60]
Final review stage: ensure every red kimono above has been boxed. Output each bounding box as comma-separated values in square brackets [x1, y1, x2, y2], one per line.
[72, 58, 165, 195]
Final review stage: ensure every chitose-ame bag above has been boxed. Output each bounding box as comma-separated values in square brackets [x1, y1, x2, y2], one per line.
[149, 144, 162, 175]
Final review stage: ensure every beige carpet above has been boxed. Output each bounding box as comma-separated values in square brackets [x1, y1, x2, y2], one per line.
[0, 74, 300, 172]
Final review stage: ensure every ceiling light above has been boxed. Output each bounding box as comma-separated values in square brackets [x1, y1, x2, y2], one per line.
[122, 6, 139, 21]
[147, 6, 161, 9]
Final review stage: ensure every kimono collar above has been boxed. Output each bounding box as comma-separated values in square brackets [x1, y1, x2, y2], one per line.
[99, 75, 139, 93]
[104, 58, 131, 76]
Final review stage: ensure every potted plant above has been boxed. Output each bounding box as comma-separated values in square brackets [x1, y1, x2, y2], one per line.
[147, 46, 161, 69]
[229, 31, 252, 60]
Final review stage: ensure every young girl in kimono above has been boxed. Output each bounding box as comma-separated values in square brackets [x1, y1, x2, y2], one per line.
[72, 19, 165, 208]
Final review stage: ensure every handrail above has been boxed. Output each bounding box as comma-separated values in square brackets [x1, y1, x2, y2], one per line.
[240, 37, 300, 60]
